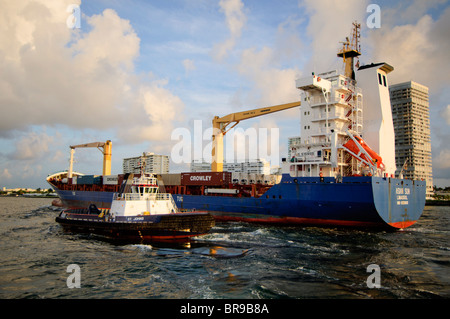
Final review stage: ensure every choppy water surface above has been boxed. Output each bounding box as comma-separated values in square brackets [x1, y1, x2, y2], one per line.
[0, 197, 448, 299]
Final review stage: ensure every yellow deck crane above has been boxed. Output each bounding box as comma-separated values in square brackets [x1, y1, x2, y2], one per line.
[211, 101, 301, 172]
[67, 140, 112, 178]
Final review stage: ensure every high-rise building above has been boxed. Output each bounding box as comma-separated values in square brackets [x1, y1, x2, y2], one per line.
[123, 152, 169, 174]
[389, 81, 433, 197]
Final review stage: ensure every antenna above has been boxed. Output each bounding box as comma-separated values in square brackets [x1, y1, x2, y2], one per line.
[139, 153, 147, 176]
[337, 21, 361, 80]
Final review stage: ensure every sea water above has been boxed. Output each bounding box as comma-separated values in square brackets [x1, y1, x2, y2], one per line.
[0, 197, 448, 299]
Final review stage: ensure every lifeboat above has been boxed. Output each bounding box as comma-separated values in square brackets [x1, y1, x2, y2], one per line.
[343, 135, 384, 169]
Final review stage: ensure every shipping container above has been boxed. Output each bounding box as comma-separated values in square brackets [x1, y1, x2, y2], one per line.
[181, 172, 232, 186]
[93, 176, 102, 185]
[76, 175, 102, 185]
[77, 175, 94, 185]
[103, 175, 119, 185]
[159, 173, 181, 186]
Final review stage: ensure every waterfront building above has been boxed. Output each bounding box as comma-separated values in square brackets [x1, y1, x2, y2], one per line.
[123, 152, 169, 174]
[191, 159, 271, 175]
[389, 81, 433, 197]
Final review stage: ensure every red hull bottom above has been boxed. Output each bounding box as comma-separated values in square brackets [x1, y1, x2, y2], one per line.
[388, 221, 417, 229]
[213, 215, 391, 229]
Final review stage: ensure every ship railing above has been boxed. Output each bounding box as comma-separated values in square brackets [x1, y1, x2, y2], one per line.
[114, 193, 175, 202]
[312, 111, 348, 121]
[132, 176, 158, 185]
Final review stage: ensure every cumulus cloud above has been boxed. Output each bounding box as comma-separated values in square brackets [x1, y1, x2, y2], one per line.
[236, 47, 300, 106]
[118, 81, 185, 142]
[0, 0, 184, 143]
[368, 5, 450, 92]
[212, 0, 247, 61]
[300, 0, 368, 72]
[10, 131, 54, 160]
[381, 0, 448, 26]
[228, 0, 367, 110]
[214, 3, 304, 108]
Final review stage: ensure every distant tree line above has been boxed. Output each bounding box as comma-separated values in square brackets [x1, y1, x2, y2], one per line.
[432, 185, 450, 201]
[433, 186, 450, 192]
[0, 188, 54, 196]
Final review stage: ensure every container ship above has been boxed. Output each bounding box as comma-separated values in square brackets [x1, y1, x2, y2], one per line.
[47, 23, 426, 229]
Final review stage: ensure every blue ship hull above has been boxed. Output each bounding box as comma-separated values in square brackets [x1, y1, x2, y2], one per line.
[51, 175, 426, 229]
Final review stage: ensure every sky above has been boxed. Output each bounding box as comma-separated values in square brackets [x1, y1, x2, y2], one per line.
[0, 0, 449, 189]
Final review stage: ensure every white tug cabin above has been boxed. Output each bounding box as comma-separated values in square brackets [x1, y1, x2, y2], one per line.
[110, 174, 179, 218]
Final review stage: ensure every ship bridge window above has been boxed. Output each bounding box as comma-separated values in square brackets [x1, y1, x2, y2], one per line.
[378, 73, 382, 85]
[382, 75, 387, 87]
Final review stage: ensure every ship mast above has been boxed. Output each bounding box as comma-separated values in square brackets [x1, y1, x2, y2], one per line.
[139, 154, 147, 176]
[337, 21, 361, 80]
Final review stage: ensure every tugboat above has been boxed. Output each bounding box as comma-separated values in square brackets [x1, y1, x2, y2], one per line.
[55, 174, 215, 242]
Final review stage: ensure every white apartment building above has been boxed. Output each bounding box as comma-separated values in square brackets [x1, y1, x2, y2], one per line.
[123, 152, 169, 175]
[191, 159, 271, 175]
[389, 81, 433, 197]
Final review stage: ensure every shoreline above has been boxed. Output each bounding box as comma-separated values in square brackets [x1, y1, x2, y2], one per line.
[426, 200, 450, 206]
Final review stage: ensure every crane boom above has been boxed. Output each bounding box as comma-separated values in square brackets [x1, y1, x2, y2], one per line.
[212, 101, 301, 172]
[68, 140, 112, 178]
[70, 142, 106, 149]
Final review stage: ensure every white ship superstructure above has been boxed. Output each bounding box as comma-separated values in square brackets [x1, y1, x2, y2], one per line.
[292, 70, 363, 177]
[287, 22, 396, 179]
